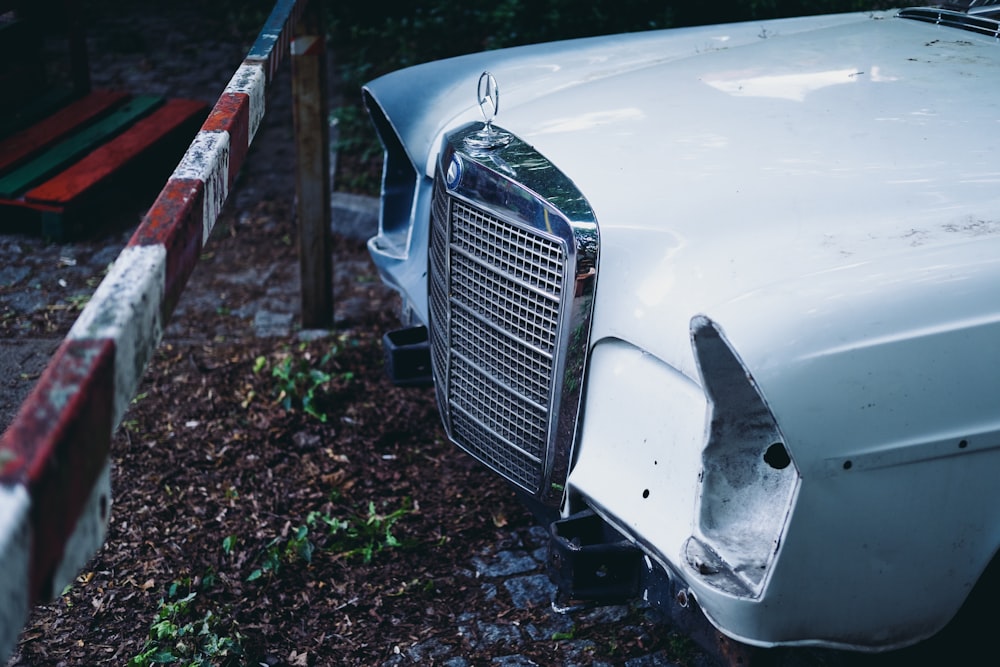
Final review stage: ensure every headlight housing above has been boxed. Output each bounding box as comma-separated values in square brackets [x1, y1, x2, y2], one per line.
[685, 316, 800, 598]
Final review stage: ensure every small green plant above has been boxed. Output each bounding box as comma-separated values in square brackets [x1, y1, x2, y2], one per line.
[129, 580, 241, 667]
[252, 356, 266, 373]
[256, 345, 353, 422]
[320, 499, 413, 564]
[247, 525, 315, 582]
[64, 294, 90, 311]
[244, 500, 412, 585]
[246, 538, 282, 581]
[274, 355, 332, 421]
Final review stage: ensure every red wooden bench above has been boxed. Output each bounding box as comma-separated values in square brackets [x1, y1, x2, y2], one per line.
[0, 92, 208, 238]
[0, 2, 207, 239]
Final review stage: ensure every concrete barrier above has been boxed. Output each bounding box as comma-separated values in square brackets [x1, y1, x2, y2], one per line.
[0, 0, 313, 657]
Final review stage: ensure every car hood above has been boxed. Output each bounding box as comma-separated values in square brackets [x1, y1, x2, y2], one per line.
[503, 17, 1000, 366]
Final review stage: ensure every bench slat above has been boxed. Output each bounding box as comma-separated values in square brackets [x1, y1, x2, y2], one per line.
[25, 99, 208, 206]
[0, 90, 129, 174]
[0, 95, 163, 198]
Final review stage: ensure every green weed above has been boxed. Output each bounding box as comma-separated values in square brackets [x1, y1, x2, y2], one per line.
[243, 499, 413, 584]
[255, 344, 354, 423]
[64, 294, 90, 311]
[317, 499, 412, 564]
[246, 525, 315, 582]
[128, 580, 241, 667]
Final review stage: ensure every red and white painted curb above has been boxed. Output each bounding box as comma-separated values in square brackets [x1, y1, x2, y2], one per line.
[0, 0, 308, 656]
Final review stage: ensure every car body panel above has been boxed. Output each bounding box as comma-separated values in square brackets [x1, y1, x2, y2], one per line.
[364, 7, 1000, 651]
[572, 331, 1000, 648]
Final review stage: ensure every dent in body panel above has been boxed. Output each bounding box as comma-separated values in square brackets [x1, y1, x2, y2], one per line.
[688, 317, 798, 597]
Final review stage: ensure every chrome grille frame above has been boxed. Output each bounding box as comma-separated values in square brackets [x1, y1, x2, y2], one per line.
[429, 123, 599, 506]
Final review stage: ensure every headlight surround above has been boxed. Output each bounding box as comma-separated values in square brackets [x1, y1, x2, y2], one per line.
[685, 316, 800, 598]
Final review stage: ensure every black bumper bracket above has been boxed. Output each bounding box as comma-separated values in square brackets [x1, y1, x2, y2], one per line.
[547, 509, 643, 607]
[382, 326, 432, 387]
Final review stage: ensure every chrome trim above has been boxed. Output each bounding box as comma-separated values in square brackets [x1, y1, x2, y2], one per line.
[465, 71, 513, 151]
[941, 0, 1000, 14]
[898, 7, 1000, 37]
[430, 123, 599, 507]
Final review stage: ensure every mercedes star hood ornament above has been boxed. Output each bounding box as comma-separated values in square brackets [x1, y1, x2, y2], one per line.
[464, 71, 513, 151]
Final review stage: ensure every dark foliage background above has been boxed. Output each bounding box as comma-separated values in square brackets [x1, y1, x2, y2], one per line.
[329, 0, 902, 84]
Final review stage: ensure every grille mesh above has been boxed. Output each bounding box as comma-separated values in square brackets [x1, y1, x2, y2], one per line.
[429, 180, 450, 383]
[430, 182, 567, 493]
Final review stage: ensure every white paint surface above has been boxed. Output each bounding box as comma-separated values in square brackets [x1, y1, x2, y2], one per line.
[0, 485, 32, 660]
[69, 245, 167, 428]
[171, 131, 231, 243]
[224, 63, 267, 144]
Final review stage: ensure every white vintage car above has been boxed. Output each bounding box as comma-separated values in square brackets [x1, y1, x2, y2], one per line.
[363, 3, 1000, 653]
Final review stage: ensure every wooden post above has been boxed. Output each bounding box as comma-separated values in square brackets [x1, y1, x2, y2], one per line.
[291, 0, 333, 329]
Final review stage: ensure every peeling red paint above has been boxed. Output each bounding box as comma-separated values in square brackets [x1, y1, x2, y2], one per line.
[129, 179, 205, 321]
[204, 93, 250, 188]
[0, 339, 114, 602]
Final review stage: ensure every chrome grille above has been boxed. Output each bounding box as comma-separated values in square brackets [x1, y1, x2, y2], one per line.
[429, 178, 450, 385]
[430, 179, 567, 494]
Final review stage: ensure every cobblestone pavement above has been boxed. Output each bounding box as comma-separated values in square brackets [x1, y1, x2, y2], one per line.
[383, 524, 702, 667]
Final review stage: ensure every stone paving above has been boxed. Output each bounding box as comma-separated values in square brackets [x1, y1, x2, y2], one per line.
[382, 524, 696, 667]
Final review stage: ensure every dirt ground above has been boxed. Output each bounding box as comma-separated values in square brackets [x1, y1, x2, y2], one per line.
[2, 2, 999, 666]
